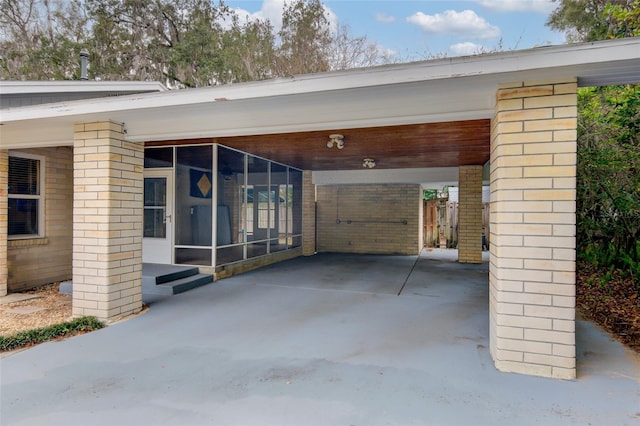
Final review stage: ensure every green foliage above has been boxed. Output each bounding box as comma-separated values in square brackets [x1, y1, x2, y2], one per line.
[0, 316, 104, 352]
[604, 0, 640, 38]
[547, 0, 611, 41]
[577, 85, 640, 278]
[423, 189, 438, 201]
[549, 1, 640, 278]
[276, 0, 331, 76]
[1, 0, 390, 84]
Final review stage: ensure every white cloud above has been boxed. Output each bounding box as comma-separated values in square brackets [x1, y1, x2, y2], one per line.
[407, 10, 500, 39]
[450, 42, 484, 56]
[229, 0, 337, 34]
[375, 12, 396, 23]
[474, 0, 555, 14]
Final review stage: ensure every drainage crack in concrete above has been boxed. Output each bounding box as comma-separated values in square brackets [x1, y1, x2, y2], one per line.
[396, 249, 423, 296]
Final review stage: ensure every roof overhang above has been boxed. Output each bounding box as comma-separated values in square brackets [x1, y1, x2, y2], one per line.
[1, 37, 640, 151]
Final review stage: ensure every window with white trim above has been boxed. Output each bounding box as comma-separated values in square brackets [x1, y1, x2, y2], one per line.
[8, 153, 45, 238]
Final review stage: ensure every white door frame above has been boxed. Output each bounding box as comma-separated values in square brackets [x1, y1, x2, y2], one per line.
[142, 169, 174, 264]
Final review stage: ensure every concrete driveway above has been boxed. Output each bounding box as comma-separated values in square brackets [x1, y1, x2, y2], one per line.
[2, 250, 639, 425]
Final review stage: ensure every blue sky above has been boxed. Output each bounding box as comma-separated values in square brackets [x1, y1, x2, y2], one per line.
[225, 0, 566, 59]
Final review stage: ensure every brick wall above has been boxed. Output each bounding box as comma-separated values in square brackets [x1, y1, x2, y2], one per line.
[0, 150, 7, 296]
[6, 147, 73, 292]
[73, 122, 143, 322]
[458, 165, 483, 263]
[490, 79, 577, 379]
[316, 184, 421, 255]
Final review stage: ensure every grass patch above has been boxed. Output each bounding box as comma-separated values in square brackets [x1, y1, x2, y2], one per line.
[0, 316, 105, 352]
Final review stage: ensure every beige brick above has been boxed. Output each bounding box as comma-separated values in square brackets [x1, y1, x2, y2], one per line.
[553, 319, 575, 332]
[490, 279, 523, 292]
[553, 82, 578, 95]
[495, 302, 524, 315]
[496, 326, 524, 339]
[524, 282, 575, 296]
[552, 248, 576, 261]
[495, 268, 552, 282]
[499, 85, 553, 100]
[500, 131, 553, 144]
[494, 246, 552, 259]
[552, 366, 576, 380]
[497, 337, 552, 355]
[495, 349, 523, 362]
[496, 291, 552, 306]
[554, 106, 578, 118]
[523, 212, 574, 225]
[498, 108, 553, 121]
[524, 329, 575, 345]
[496, 313, 552, 330]
[523, 94, 577, 109]
[491, 257, 524, 269]
[524, 118, 577, 132]
[523, 259, 575, 272]
[553, 271, 576, 284]
[495, 360, 552, 378]
[524, 353, 575, 369]
[523, 305, 574, 320]
[552, 343, 575, 357]
[523, 141, 576, 155]
[553, 129, 577, 142]
[496, 97, 524, 110]
[492, 178, 553, 191]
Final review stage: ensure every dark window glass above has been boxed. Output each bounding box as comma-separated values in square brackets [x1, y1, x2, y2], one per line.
[144, 147, 173, 168]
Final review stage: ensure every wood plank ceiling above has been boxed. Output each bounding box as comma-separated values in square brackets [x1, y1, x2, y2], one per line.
[147, 119, 491, 171]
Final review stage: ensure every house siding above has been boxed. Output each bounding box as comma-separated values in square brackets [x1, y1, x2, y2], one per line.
[316, 184, 421, 255]
[7, 147, 73, 292]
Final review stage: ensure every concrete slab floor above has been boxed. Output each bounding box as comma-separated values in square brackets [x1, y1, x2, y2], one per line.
[1, 251, 639, 426]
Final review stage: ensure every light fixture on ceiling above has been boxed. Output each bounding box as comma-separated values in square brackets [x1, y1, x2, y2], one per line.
[362, 158, 376, 169]
[327, 134, 344, 149]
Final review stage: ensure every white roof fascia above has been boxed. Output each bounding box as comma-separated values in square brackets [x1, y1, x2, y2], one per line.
[2, 38, 639, 124]
[1, 38, 639, 150]
[0, 81, 166, 95]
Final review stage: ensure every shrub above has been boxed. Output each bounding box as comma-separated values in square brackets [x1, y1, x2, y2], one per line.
[0, 317, 104, 352]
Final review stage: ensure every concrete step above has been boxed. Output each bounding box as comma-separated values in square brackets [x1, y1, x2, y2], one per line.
[142, 263, 199, 284]
[143, 273, 213, 295]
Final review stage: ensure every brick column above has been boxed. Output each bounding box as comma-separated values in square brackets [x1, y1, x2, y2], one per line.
[302, 170, 316, 256]
[490, 80, 577, 379]
[73, 122, 143, 322]
[458, 165, 483, 263]
[0, 150, 7, 296]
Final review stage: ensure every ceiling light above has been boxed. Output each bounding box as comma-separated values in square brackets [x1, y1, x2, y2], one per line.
[327, 134, 344, 149]
[362, 158, 376, 168]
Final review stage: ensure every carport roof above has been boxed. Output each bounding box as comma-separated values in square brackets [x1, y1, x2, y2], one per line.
[2, 38, 640, 162]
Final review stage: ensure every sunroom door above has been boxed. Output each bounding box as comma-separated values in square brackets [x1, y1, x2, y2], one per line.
[143, 170, 173, 264]
[253, 186, 278, 244]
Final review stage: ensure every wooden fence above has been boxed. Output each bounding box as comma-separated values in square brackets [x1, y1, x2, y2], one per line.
[423, 200, 490, 249]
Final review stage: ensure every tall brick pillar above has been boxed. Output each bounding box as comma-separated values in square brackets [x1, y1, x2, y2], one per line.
[302, 170, 316, 256]
[458, 165, 483, 263]
[73, 122, 143, 322]
[490, 80, 577, 379]
[0, 150, 8, 296]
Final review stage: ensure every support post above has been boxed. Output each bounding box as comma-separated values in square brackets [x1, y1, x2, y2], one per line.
[490, 80, 577, 379]
[72, 121, 143, 322]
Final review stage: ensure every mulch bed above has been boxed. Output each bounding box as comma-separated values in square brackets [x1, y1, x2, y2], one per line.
[576, 261, 640, 352]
